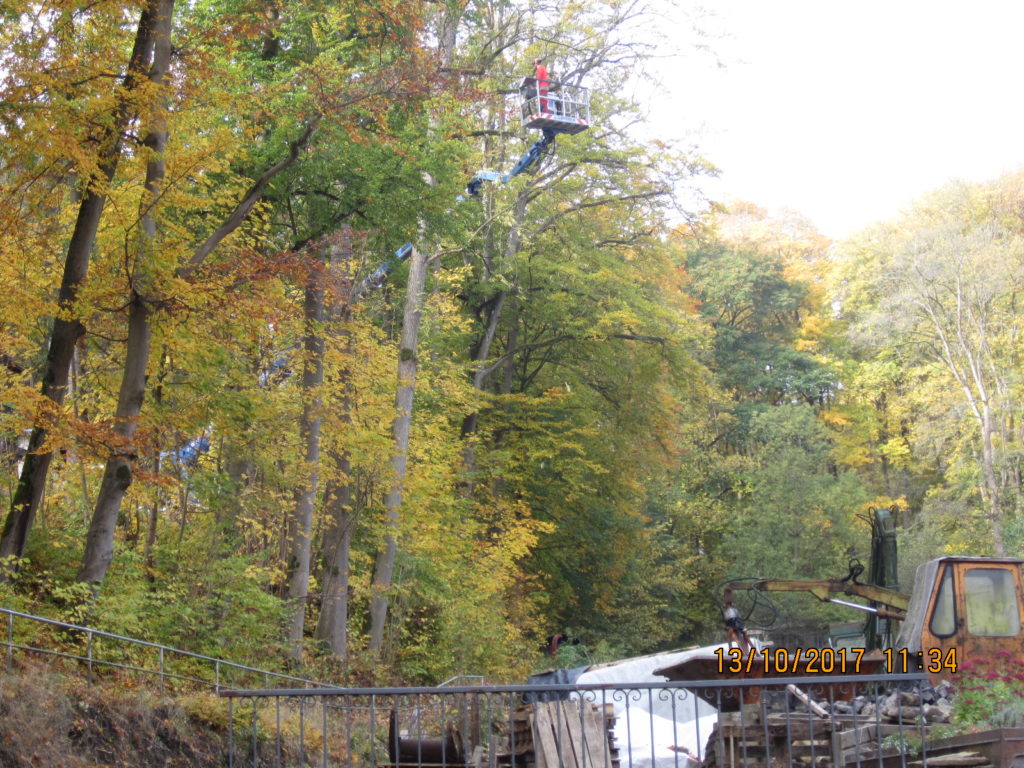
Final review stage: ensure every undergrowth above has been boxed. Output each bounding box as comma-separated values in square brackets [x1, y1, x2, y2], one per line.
[0, 659, 349, 767]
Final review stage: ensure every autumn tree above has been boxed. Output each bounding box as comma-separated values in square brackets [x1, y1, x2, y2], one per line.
[0, 0, 166, 569]
[836, 176, 1024, 555]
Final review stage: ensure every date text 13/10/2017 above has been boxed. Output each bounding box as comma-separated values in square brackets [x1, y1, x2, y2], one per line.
[714, 647, 958, 675]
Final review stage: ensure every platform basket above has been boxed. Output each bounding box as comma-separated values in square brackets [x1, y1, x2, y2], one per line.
[518, 78, 591, 135]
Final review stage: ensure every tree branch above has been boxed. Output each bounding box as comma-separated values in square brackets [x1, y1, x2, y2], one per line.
[179, 115, 323, 276]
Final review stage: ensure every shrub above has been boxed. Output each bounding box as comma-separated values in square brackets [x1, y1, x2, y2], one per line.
[950, 652, 1024, 728]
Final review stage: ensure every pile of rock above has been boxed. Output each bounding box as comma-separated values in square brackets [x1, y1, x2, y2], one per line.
[818, 682, 956, 723]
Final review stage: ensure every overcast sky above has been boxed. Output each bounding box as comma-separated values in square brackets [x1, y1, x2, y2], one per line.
[641, 0, 1024, 239]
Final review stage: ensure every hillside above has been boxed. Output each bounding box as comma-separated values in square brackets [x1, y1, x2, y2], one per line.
[0, 662, 234, 767]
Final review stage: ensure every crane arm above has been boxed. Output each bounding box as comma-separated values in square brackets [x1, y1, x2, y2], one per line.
[728, 578, 910, 620]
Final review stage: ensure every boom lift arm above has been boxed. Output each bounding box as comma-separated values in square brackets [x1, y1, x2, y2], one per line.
[366, 79, 591, 286]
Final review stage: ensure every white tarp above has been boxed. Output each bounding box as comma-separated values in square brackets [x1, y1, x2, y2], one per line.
[571, 645, 728, 768]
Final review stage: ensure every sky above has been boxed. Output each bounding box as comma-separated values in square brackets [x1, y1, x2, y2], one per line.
[642, 0, 1024, 239]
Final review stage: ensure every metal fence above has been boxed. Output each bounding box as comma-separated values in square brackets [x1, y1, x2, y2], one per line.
[2, 606, 332, 693]
[220, 672, 941, 768]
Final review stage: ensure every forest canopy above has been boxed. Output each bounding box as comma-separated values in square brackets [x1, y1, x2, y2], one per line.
[1, 0, 1022, 683]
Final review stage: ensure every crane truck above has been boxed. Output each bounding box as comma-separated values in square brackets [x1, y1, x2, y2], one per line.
[655, 507, 1024, 689]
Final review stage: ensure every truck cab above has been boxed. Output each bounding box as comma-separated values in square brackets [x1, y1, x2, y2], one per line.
[897, 556, 1024, 679]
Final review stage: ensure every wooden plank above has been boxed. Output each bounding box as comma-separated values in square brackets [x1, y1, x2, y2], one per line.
[559, 701, 587, 768]
[580, 704, 612, 768]
[719, 723, 832, 741]
[554, 701, 581, 768]
[532, 703, 562, 768]
[922, 753, 992, 767]
[765, 714, 838, 731]
[574, 703, 609, 768]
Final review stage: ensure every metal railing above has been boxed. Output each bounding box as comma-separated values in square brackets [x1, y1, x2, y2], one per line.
[2, 606, 332, 694]
[220, 672, 941, 768]
[518, 79, 592, 129]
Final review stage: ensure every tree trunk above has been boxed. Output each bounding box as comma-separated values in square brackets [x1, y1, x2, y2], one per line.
[458, 290, 507, 493]
[980, 406, 1006, 555]
[74, 46, 321, 587]
[142, 350, 167, 581]
[360, 8, 461, 651]
[284, 253, 327, 658]
[502, 312, 519, 396]
[315, 276, 356, 659]
[314, 471, 353, 658]
[367, 246, 428, 655]
[0, 1, 159, 568]
[78, 0, 174, 585]
[458, 187, 529, 481]
[78, 294, 154, 583]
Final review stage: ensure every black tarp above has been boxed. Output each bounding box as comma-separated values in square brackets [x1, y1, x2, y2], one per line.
[523, 665, 590, 702]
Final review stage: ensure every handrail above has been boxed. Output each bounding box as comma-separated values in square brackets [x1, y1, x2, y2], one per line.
[219, 670, 929, 698]
[2, 606, 333, 692]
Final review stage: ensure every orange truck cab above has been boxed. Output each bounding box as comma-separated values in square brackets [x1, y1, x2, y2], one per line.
[896, 556, 1024, 681]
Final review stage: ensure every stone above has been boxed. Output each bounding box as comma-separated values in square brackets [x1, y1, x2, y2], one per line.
[935, 681, 955, 700]
[899, 691, 921, 707]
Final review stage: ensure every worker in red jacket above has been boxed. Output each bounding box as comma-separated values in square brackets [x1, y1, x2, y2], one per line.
[533, 57, 549, 112]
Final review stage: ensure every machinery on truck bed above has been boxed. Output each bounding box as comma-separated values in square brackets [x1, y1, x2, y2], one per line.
[655, 506, 1024, 692]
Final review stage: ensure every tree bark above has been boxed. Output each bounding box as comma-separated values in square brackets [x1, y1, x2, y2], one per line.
[143, 365, 165, 583]
[314, 470, 354, 657]
[284, 252, 327, 658]
[314, 262, 357, 658]
[79, 294, 154, 583]
[980, 405, 1006, 555]
[367, 246, 427, 655]
[78, 0, 174, 585]
[0, 0, 159, 568]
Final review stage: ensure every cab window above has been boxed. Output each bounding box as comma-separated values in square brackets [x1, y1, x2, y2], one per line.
[929, 565, 956, 637]
[964, 568, 1020, 637]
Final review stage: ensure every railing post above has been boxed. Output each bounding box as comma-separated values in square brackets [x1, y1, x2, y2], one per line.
[215, 659, 220, 693]
[227, 696, 235, 768]
[321, 698, 328, 768]
[250, 697, 258, 765]
[6, 611, 12, 673]
[299, 696, 306, 766]
[86, 630, 93, 684]
[159, 647, 165, 695]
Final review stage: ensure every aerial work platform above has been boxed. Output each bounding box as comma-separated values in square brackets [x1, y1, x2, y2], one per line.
[519, 77, 591, 135]
[458, 76, 591, 200]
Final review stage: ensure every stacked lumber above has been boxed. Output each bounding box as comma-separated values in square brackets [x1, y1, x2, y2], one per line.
[498, 701, 617, 768]
[704, 706, 836, 768]
[835, 720, 912, 765]
[706, 707, 973, 768]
